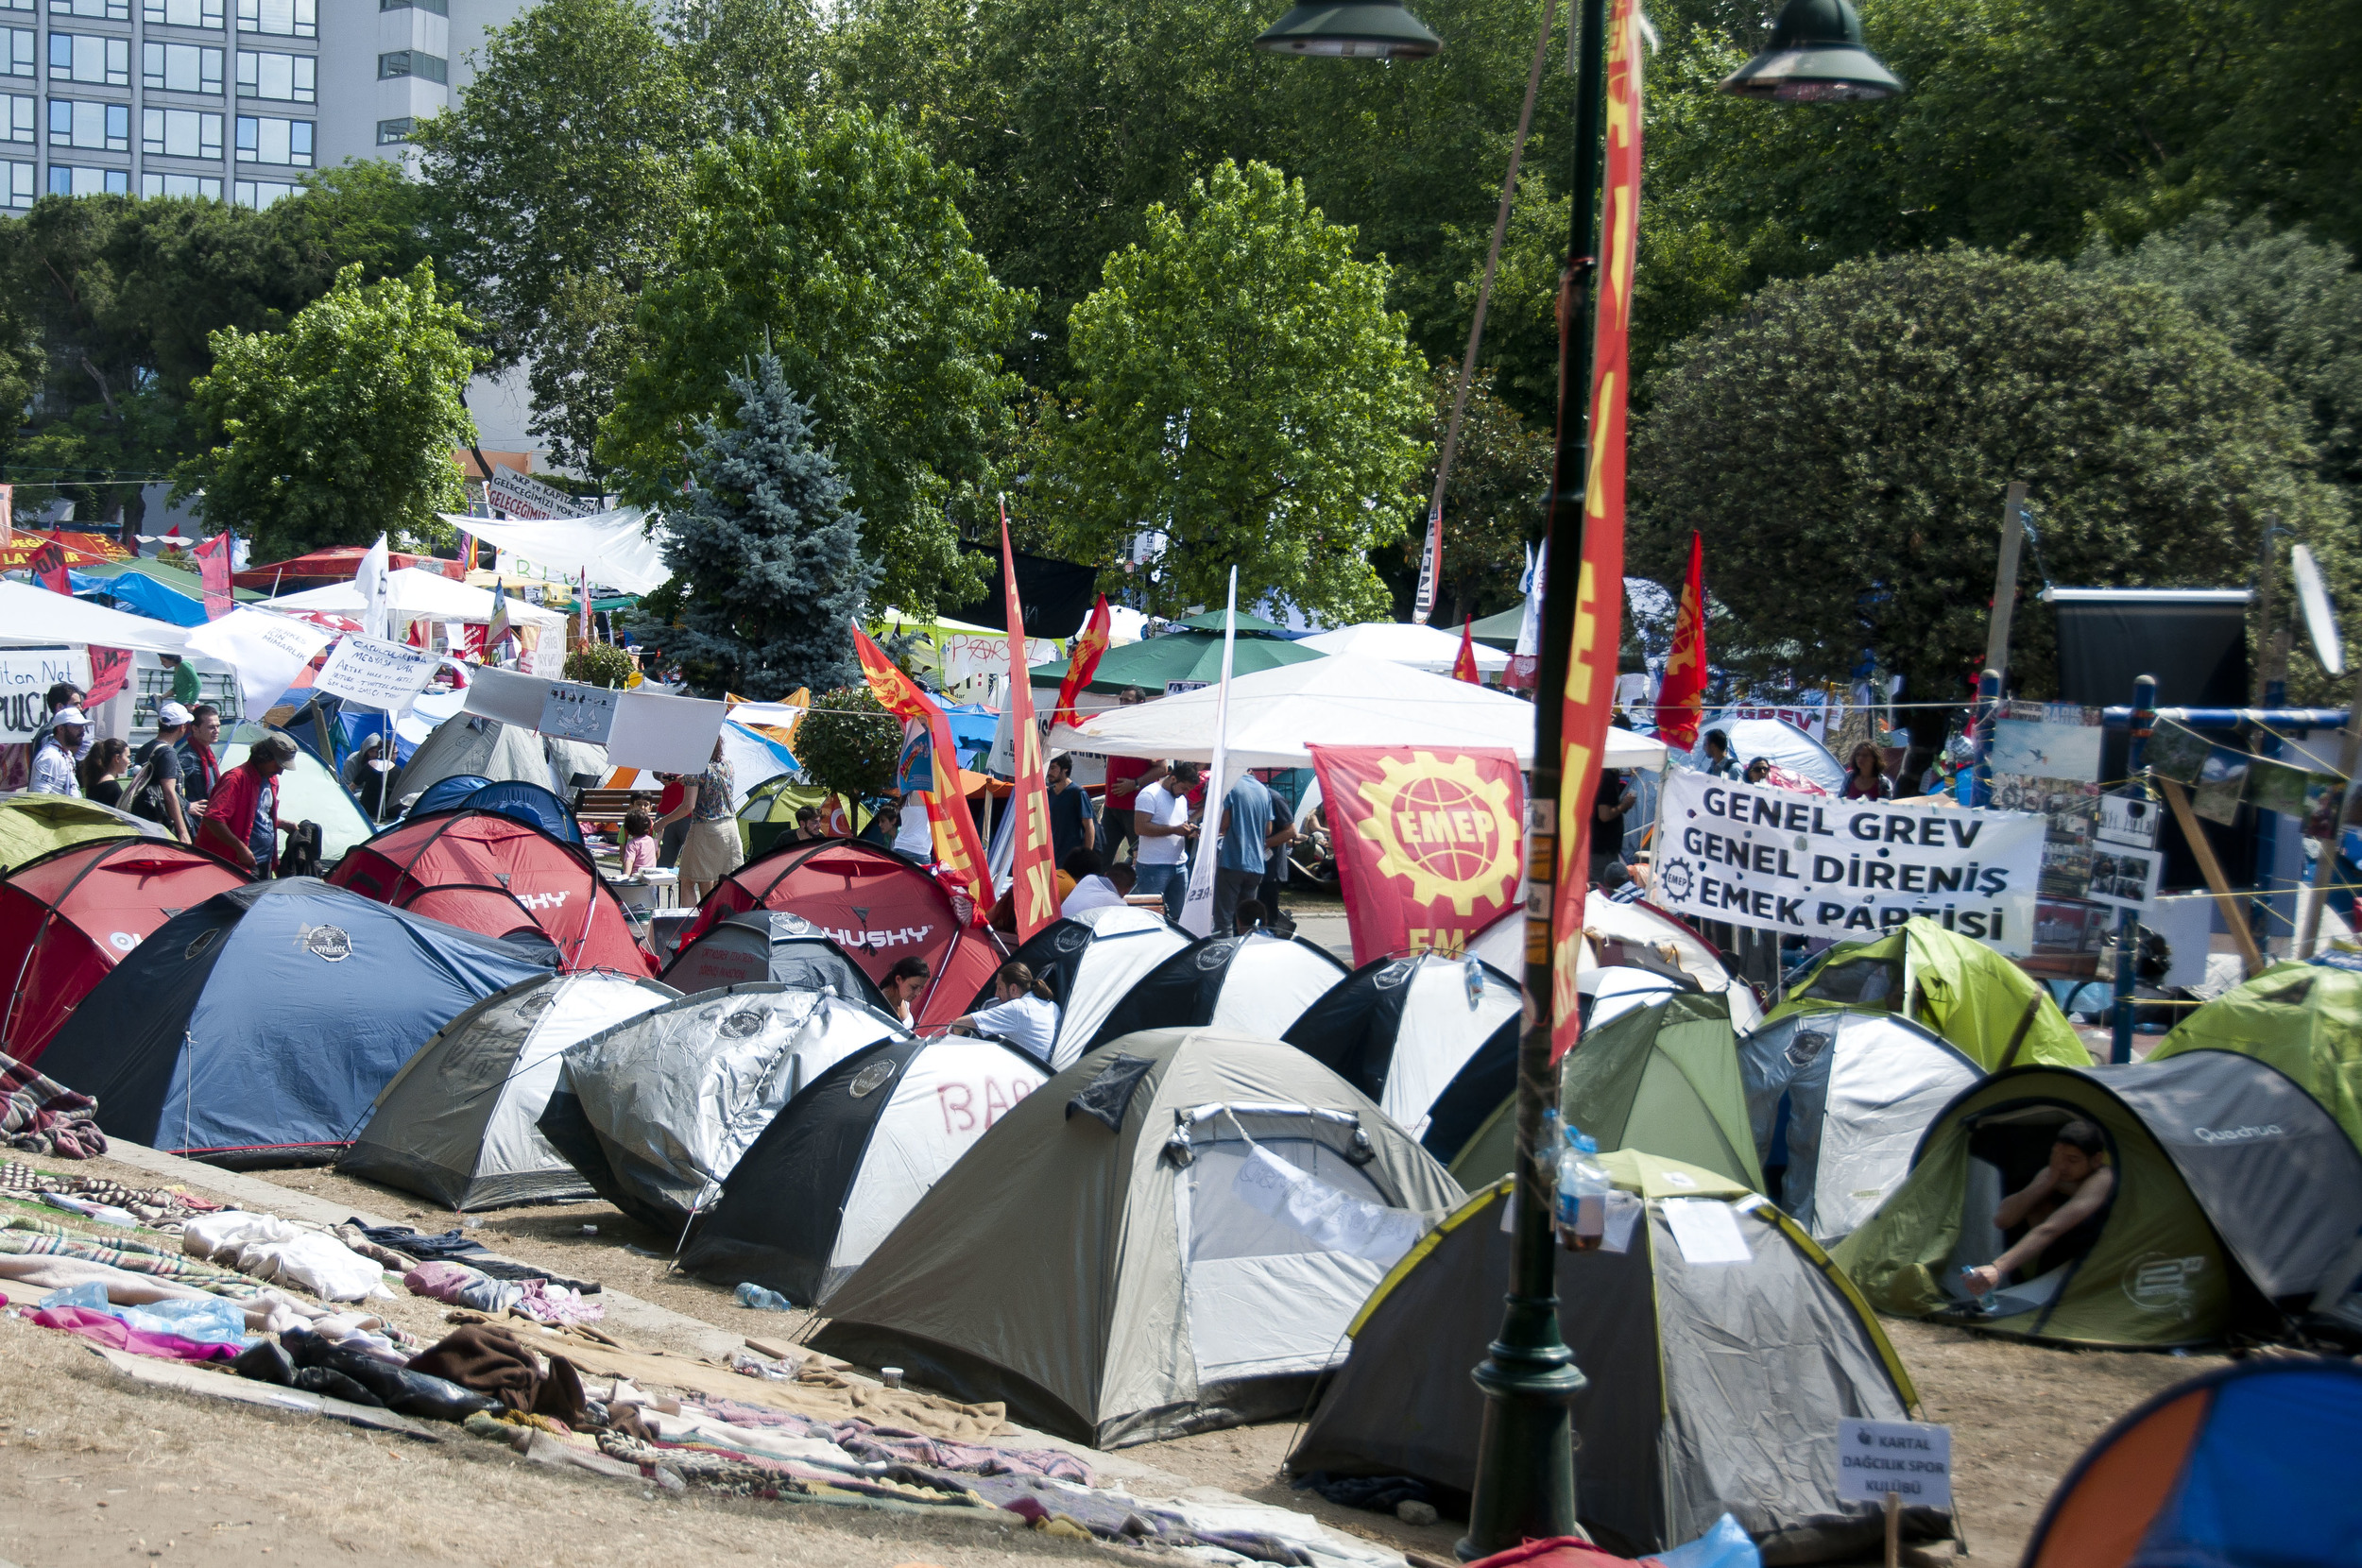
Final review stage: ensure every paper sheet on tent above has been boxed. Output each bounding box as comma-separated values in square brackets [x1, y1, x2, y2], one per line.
[1233, 1146, 1426, 1267]
[1661, 1197, 1751, 1266]
[184, 608, 334, 721]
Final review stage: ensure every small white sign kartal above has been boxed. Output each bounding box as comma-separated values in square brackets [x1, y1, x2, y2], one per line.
[1837, 1418, 1953, 1508]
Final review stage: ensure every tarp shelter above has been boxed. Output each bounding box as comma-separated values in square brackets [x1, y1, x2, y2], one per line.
[1052, 654, 1668, 773]
[676, 840, 1006, 1032]
[812, 1029, 1464, 1446]
[1742, 1010, 1982, 1244]
[2149, 962, 2362, 1152]
[984, 905, 1191, 1069]
[220, 725, 377, 864]
[395, 714, 608, 805]
[2024, 1359, 2362, 1568]
[1468, 604, 1527, 649]
[1765, 917, 2087, 1071]
[662, 911, 889, 1010]
[1580, 894, 1763, 1031]
[436, 508, 675, 597]
[328, 809, 656, 975]
[1027, 622, 1326, 697]
[1290, 1155, 1930, 1561]
[37, 878, 554, 1166]
[0, 580, 194, 654]
[1083, 930, 1349, 1055]
[72, 558, 262, 624]
[0, 793, 156, 874]
[538, 984, 910, 1231]
[1298, 622, 1510, 676]
[1551, 991, 1765, 1190]
[0, 839, 248, 1065]
[1833, 1053, 2362, 1346]
[336, 969, 678, 1210]
[1282, 953, 1521, 1162]
[678, 1032, 1050, 1306]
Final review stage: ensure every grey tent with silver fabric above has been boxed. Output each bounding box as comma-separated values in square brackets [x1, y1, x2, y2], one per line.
[538, 984, 910, 1232]
[985, 904, 1190, 1069]
[813, 1028, 1464, 1447]
[662, 911, 889, 1010]
[337, 970, 679, 1209]
[395, 713, 607, 808]
[1742, 1009, 1982, 1245]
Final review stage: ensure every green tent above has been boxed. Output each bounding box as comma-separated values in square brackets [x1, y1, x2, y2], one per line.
[2150, 962, 2362, 1153]
[1764, 916, 2088, 1072]
[1028, 629, 1326, 695]
[0, 793, 154, 873]
[1469, 605, 1527, 649]
[1450, 991, 1765, 1191]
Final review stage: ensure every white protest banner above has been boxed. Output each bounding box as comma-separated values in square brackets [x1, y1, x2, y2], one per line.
[607, 688, 727, 773]
[315, 634, 443, 712]
[185, 607, 334, 722]
[0, 649, 92, 741]
[539, 682, 619, 743]
[1836, 1419, 1952, 1508]
[1651, 770, 2045, 953]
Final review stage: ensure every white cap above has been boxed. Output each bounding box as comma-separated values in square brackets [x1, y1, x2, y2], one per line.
[50, 707, 89, 727]
[157, 701, 194, 727]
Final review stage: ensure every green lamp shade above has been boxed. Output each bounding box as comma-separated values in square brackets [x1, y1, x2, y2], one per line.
[1253, 0, 1443, 59]
[1720, 0, 1904, 100]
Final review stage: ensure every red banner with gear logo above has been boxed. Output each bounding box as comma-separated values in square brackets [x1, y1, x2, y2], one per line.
[1308, 744, 1525, 968]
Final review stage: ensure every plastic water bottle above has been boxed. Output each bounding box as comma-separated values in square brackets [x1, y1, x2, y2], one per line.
[1556, 1129, 1610, 1251]
[734, 1283, 792, 1311]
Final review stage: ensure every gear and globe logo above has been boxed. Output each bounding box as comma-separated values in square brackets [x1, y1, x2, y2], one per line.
[1655, 856, 1697, 903]
[1351, 752, 1521, 916]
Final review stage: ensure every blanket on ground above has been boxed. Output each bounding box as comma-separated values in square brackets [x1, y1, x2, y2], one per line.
[0, 1055, 105, 1158]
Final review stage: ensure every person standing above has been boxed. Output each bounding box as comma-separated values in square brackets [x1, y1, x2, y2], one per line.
[1841, 742, 1893, 801]
[27, 684, 87, 775]
[162, 654, 202, 708]
[1213, 769, 1274, 936]
[177, 704, 222, 808]
[195, 732, 295, 876]
[1044, 754, 1099, 867]
[79, 738, 131, 807]
[892, 790, 935, 863]
[1588, 767, 1635, 885]
[128, 702, 197, 842]
[1701, 729, 1739, 778]
[657, 739, 742, 904]
[651, 773, 689, 868]
[29, 707, 91, 795]
[1132, 761, 1199, 922]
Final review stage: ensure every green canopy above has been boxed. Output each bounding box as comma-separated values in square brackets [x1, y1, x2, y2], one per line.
[2150, 962, 2362, 1153]
[1470, 605, 1527, 649]
[1029, 629, 1326, 695]
[1171, 609, 1295, 635]
[1763, 916, 2088, 1072]
[0, 793, 154, 873]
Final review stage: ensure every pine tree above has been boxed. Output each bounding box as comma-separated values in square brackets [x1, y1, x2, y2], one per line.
[660, 353, 879, 698]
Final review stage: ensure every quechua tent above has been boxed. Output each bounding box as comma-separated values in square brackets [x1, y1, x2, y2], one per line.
[337, 970, 679, 1209]
[36, 878, 555, 1166]
[1082, 931, 1348, 1054]
[1765, 916, 2086, 1071]
[2148, 961, 2362, 1152]
[678, 1032, 1049, 1305]
[813, 1029, 1463, 1447]
[1281, 952, 1520, 1161]
[661, 911, 888, 1010]
[0, 839, 248, 1065]
[0, 793, 157, 874]
[983, 904, 1190, 1069]
[395, 713, 607, 805]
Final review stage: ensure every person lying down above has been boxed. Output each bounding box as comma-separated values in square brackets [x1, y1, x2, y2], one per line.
[1960, 1119, 2114, 1297]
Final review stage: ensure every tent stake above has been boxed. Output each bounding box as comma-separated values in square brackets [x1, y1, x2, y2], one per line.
[1883, 1488, 1900, 1568]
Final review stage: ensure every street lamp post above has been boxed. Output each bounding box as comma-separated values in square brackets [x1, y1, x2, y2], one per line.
[1256, 0, 1902, 1558]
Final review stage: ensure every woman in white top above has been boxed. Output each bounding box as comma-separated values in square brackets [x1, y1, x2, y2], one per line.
[950, 962, 1060, 1063]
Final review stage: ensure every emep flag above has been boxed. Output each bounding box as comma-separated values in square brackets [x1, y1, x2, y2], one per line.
[1651, 770, 2044, 954]
[1308, 744, 1524, 967]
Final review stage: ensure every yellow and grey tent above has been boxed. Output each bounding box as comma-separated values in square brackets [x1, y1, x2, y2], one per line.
[1763, 915, 2087, 1071]
[2149, 961, 2362, 1154]
[0, 792, 156, 873]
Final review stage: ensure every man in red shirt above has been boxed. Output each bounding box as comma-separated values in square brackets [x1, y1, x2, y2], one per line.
[653, 774, 689, 868]
[1102, 688, 1158, 865]
[196, 733, 295, 876]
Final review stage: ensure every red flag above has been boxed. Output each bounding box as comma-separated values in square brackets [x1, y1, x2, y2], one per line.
[1452, 617, 1481, 685]
[1053, 594, 1112, 729]
[27, 541, 70, 594]
[1000, 514, 1057, 941]
[853, 623, 995, 912]
[1655, 531, 1707, 752]
[86, 646, 132, 707]
[1309, 743, 1525, 966]
[194, 533, 233, 620]
[1549, 0, 1645, 1063]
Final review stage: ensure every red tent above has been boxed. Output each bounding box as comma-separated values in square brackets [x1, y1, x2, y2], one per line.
[677, 840, 1005, 1029]
[327, 810, 657, 976]
[0, 840, 250, 1064]
[232, 546, 467, 591]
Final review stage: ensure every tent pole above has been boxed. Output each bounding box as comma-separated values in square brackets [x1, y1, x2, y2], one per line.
[2109, 674, 2155, 1065]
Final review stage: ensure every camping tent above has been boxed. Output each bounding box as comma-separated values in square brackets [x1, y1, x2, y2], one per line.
[0, 839, 248, 1065]
[2148, 961, 2362, 1152]
[1291, 1155, 1930, 1561]
[661, 911, 889, 1009]
[677, 1032, 1050, 1306]
[1833, 1053, 2362, 1346]
[537, 984, 910, 1231]
[1281, 952, 1520, 1160]
[676, 839, 1006, 1031]
[328, 810, 655, 975]
[1026, 624, 1326, 696]
[1765, 916, 2088, 1071]
[0, 793, 158, 874]
[1686, 715, 1844, 793]
[37, 878, 555, 1165]
[1579, 893, 1763, 1031]
[233, 546, 463, 591]
[1741, 1009, 1982, 1244]
[983, 904, 1191, 1069]
[734, 775, 829, 860]
[1557, 991, 1764, 1189]
[394, 713, 608, 806]
[1298, 622, 1510, 676]
[220, 726, 377, 863]
[2023, 1358, 2362, 1568]
[409, 775, 494, 818]
[1083, 930, 1349, 1054]
[336, 969, 679, 1209]
[455, 780, 583, 845]
[812, 1028, 1464, 1447]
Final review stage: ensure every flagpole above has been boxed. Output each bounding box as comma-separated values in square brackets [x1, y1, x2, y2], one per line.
[1178, 569, 1237, 937]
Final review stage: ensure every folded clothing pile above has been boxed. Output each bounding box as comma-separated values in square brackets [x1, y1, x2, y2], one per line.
[182, 1211, 393, 1304]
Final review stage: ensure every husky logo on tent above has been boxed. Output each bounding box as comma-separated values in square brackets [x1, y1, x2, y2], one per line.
[2123, 1253, 2205, 1315]
[300, 925, 353, 962]
[108, 930, 139, 953]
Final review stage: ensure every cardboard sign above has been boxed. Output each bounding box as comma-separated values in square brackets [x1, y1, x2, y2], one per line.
[1837, 1419, 1952, 1508]
[316, 634, 444, 712]
[0, 649, 92, 741]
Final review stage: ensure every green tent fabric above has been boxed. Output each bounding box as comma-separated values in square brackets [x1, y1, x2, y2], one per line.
[1469, 605, 1527, 648]
[1028, 630, 1326, 695]
[1765, 916, 2087, 1072]
[0, 793, 155, 873]
[2150, 962, 2362, 1153]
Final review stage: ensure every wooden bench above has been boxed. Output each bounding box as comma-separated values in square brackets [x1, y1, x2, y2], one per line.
[573, 786, 655, 833]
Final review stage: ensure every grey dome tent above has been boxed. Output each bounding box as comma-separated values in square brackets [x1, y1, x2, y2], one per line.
[813, 1028, 1464, 1447]
[986, 904, 1190, 1068]
[1082, 931, 1348, 1055]
[662, 911, 888, 1010]
[1281, 953, 1521, 1162]
[538, 984, 911, 1232]
[1291, 1153, 1934, 1562]
[1742, 1009, 1982, 1245]
[336, 970, 680, 1210]
[395, 713, 607, 807]
[677, 1032, 1050, 1306]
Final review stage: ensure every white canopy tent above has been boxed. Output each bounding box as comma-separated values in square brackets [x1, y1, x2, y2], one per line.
[1049, 653, 1667, 772]
[0, 581, 192, 654]
[269, 567, 568, 626]
[436, 508, 673, 597]
[1298, 621, 1510, 675]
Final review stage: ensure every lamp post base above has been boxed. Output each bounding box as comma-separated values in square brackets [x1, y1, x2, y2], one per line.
[1456, 1286, 1587, 1561]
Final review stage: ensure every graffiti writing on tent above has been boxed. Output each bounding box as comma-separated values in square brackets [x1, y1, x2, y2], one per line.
[936, 1076, 1034, 1133]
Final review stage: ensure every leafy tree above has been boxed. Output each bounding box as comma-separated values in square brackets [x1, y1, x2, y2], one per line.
[603, 107, 1027, 613]
[1628, 248, 2353, 708]
[796, 684, 900, 803]
[174, 263, 479, 558]
[564, 642, 638, 688]
[659, 353, 879, 700]
[1037, 161, 1429, 625]
[1382, 366, 1549, 622]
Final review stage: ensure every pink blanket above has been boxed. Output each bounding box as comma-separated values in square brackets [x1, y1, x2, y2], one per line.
[28, 1305, 240, 1363]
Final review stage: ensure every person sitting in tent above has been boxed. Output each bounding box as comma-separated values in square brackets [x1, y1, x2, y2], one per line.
[1960, 1120, 2115, 1296]
[946, 962, 1060, 1061]
[1061, 848, 1126, 917]
[195, 732, 296, 877]
[859, 800, 901, 850]
[882, 956, 930, 1025]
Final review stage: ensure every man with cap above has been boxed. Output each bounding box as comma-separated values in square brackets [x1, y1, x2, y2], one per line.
[196, 731, 296, 876]
[128, 701, 197, 840]
[29, 706, 91, 795]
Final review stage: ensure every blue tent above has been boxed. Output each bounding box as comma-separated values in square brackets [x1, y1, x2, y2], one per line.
[411, 775, 495, 817]
[36, 878, 555, 1167]
[454, 780, 582, 845]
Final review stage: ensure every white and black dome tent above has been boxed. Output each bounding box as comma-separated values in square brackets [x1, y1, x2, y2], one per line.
[1082, 930, 1348, 1056]
[1282, 953, 1521, 1162]
[984, 904, 1190, 1068]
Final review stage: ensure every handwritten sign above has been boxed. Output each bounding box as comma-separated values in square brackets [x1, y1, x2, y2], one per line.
[0, 649, 91, 741]
[1837, 1419, 1952, 1508]
[315, 634, 443, 712]
[539, 682, 619, 743]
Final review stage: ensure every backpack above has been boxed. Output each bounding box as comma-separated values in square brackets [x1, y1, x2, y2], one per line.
[124, 741, 176, 824]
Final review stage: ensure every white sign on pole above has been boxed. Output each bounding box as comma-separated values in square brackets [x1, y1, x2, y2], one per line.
[484, 468, 593, 520]
[1178, 570, 1239, 938]
[539, 682, 620, 743]
[0, 649, 93, 741]
[1836, 1419, 1953, 1508]
[315, 634, 444, 712]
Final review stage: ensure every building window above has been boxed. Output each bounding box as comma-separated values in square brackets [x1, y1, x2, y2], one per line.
[232, 111, 306, 165]
[0, 0, 27, 11]
[4, 157, 30, 204]
[232, 175, 290, 207]
[233, 47, 308, 100]
[233, 0, 311, 37]
[50, 0, 131, 20]
[141, 105, 218, 157]
[48, 163, 129, 196]
[50, 96, 128, 150]
[49, 33, 129, 85]
[375, 115, 411, 145]
[376, 49, 444, 84]
[140, 169, 219, 198]
[6, 28, 30, 77]
[381, 0, 446, 11]
[142, 41, 221, 93]
[143, 0, 224, 24]
[5, 92, 28, 141]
